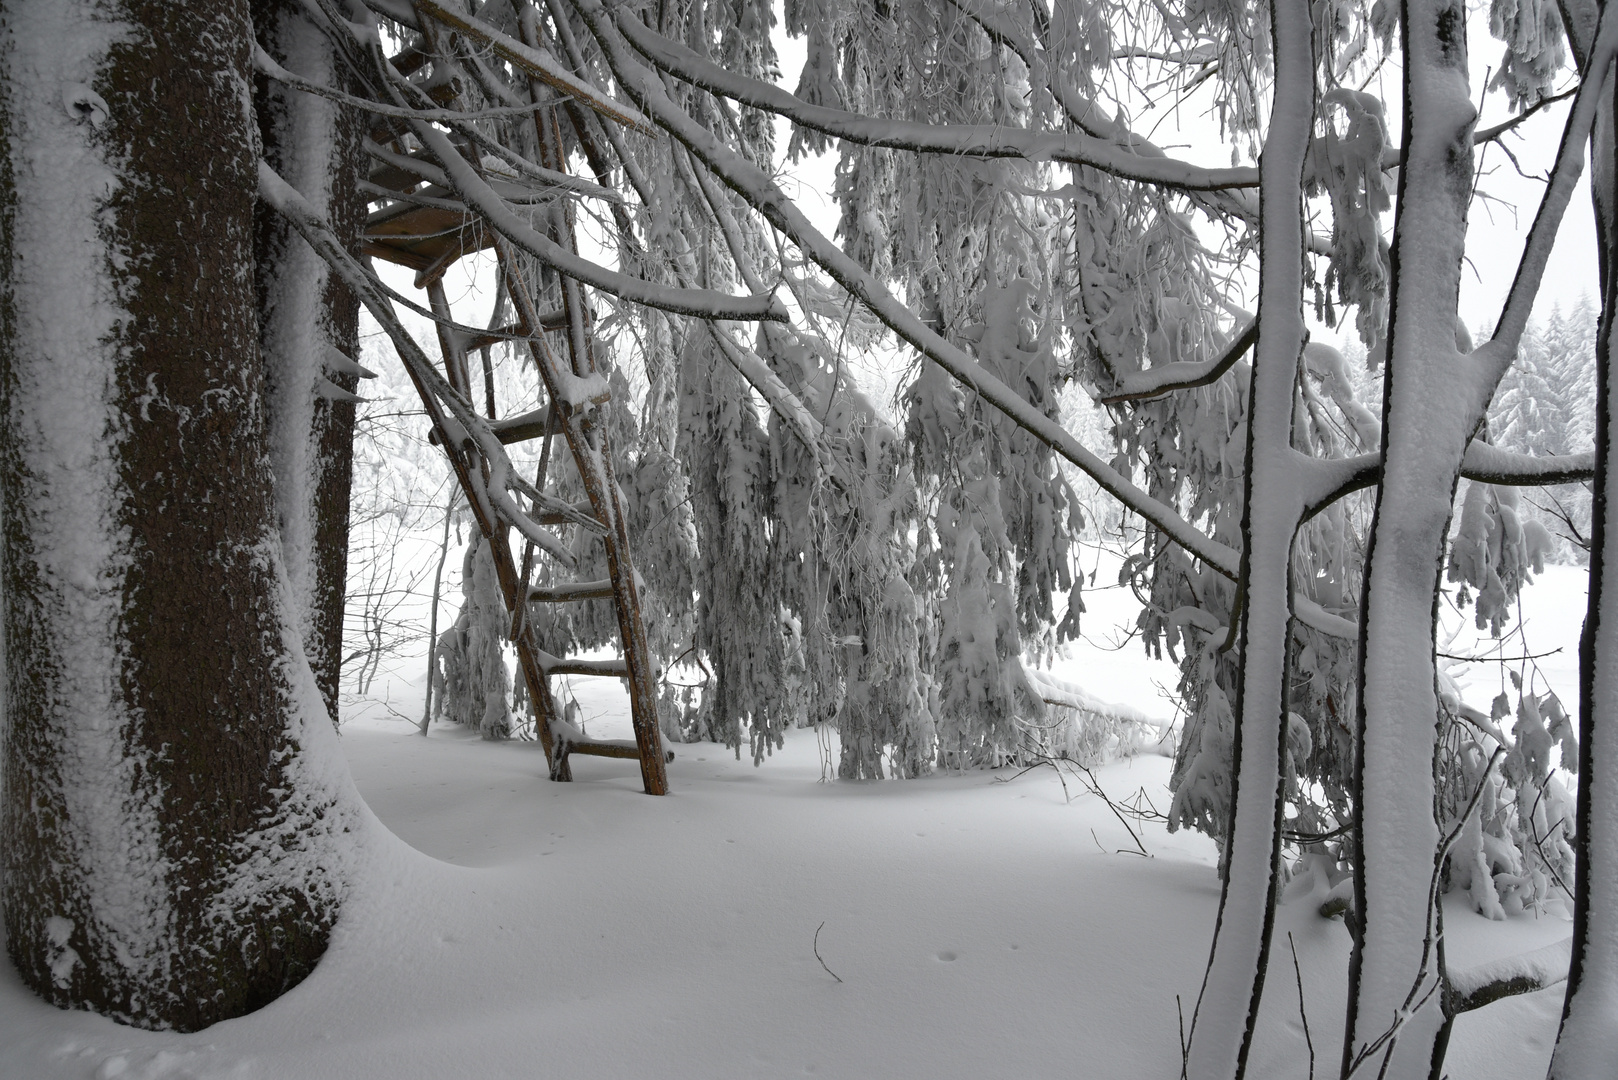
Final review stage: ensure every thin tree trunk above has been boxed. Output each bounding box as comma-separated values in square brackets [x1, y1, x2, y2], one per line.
[1182, 1, 1314, 1074]
[1548, 165, 1618, 1080]
[1549, 4, 1618, 1068]
[0, 0, 356, 1030]
[1343, 3, 1481, 1074]
[1345, 1, 1611, 1072]
[254, 0, 366, 724]
[422, 488, 457, 734]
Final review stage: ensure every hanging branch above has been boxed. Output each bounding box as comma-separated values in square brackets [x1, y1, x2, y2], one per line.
[606, 9, 1261, 192]
[258, 162, 578, 565]
[567, 0, 1241, 580]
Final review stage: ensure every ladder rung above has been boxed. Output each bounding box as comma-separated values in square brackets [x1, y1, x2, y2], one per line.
[529, 579, 614, 603]
[428, 405, 552, 447]
[535, 650, 660, 680]
[490, 406, 550, 444]
[560, 738, 673, 764]
[537, 507, 606, 528]
[459, 313, 571, 353]
[537, 652, 630, 678]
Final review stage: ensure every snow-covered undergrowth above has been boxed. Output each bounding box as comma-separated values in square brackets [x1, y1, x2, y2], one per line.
[0, 565, 1586, 1078]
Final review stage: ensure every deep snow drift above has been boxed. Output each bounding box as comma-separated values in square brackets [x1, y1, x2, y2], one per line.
[0, 563, 1584, 1079]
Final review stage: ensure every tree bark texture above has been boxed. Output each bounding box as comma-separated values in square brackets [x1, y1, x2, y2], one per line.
[254, 0, 366, 722]
[0, 0, 356, 1031]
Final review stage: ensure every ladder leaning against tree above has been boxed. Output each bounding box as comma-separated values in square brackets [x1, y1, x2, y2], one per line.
[356, 6, 670, 794]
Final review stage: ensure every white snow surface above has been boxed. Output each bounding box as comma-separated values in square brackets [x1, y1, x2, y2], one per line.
[0, 565, 1588, 1078]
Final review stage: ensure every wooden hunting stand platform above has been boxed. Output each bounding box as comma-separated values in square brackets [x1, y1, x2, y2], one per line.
[360, 13, 669, 794]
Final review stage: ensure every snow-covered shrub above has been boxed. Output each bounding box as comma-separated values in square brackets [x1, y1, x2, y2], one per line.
[433, 542, 514, 740]
[1437, 676, 1578, 919]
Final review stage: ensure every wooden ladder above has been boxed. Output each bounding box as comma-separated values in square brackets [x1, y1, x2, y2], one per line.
[359, 53, 669, 795]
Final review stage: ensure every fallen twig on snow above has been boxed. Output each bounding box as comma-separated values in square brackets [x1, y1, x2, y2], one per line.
[813, 922, 843, 984]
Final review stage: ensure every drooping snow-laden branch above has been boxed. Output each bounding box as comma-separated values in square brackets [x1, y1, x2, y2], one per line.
[607, 11, 1259, 193]
[955, 0, 1577, 230]
[1095, 320, 1257, 403]
[941, 0, 1267, 229]
[394, 109, 790, 323]
[363, 0, 652, 132]
[670, 149, 828, 454]
[288, 4, 791, 325]
[566, 0, 1240, 581]
[258, 161, 582, 567]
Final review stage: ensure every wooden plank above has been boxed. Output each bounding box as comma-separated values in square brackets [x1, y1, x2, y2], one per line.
[537, 653, 631, 678]
[428, 405, 550, 447]
[529, 579, 614, 603]
[561, 739, 676, 763]
[363, 197, 492, 272]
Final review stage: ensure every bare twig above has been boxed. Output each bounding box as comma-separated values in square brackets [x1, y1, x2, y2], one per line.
[1288, 932, 1315, 1080]
[813, 922, 843, 984]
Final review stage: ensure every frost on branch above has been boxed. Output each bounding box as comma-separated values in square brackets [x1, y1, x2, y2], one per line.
[1310, 88, 1393, 346]
[1449, 480, 1554, 636]
[433, 543, 514, 741]
[1488, 0, 1568, 111]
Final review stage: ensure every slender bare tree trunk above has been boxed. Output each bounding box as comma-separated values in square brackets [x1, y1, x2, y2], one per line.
[1550, 4, 1618, 1071]
[1343, 2, 1481, 1074]
[422, 488, 456, 734]
[254, 0, 366, 723]
[0, 0, 356, 1031]
[1182, 2, 1315, 1076]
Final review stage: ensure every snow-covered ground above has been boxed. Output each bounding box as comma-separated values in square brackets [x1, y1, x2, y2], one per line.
[0, 558, 1586, 1079]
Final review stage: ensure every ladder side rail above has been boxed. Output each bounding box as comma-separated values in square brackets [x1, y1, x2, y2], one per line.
[499, 240, 669, 794]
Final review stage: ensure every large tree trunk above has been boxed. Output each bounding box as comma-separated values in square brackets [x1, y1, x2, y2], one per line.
[0, 0, 357, 1031]
[254, 0, 366, 722]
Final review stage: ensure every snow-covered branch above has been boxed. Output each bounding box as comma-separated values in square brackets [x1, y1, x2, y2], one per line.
[1094, 320, 1256, 404]
[258, 161, 576, 567]
[1448, 937, 1572, 1013]
[410, 0, 654, 132]
[400, 113, 789, 322]
[609, 12, 1260, 193]
[569, 0, 1239, 580]
[1486, 5, 1618, 359]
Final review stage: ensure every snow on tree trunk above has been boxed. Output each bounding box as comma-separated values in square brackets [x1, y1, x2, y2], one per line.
[1342, 1, 1485, 1072]
[253, 0, 365, 722]
[1548, 73, 1618, 1080]
[0, 0, 357, 1030]
[1181, 0, 1314, 1074]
